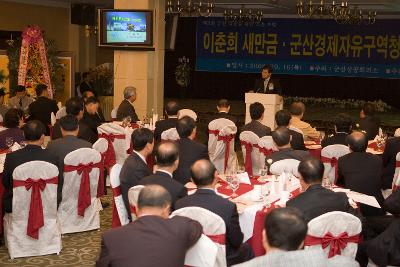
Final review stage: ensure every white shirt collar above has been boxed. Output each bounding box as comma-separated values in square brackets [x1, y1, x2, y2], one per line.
[198, 187, 216, 192]
[157, 169, 173, 178]
[168, 115, 178, 119]
[133, 150, 147, 163]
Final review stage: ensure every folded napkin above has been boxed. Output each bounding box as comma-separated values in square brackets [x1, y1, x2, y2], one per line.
[237, 172, 251, 185]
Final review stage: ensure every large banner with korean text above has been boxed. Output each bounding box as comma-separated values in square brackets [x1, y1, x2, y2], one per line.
[196, 18, 400, 78]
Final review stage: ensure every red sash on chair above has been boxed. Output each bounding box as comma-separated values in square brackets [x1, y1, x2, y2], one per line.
[13, 177, 58, 239]
[98, 133, 126, 172]
[258, 147, 275, 157]
[218, 134, 235, 172]
[240, 141, 254, 177]
[208, 129, 220, 137]
[111, 185, 122, 228]
[64, 162, 103, 217]
[206, 233, 225, 245]
[321, 156, 339, 183]
[304, 231, 360, 258]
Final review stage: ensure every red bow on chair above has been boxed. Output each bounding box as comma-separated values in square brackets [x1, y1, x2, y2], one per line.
[218, 134, 235, 173]
[305, 231, 360, 258]
[240, 141, 254, 177]
[208, 129, 220, 136]
[64, 162, 103, 216]
[13, 177, 58, 239]
[206, 233, 226, 245]
[98, 133, 125, 171]
[258, 147, 275, 157]
[321, 156, 338, 184]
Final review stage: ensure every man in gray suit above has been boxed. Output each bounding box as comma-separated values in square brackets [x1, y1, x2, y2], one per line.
[233, 207, 358, 267]
[116, 86, 139, 122]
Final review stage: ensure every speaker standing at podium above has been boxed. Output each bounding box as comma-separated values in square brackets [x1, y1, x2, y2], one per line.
[253, 64, 282, 95]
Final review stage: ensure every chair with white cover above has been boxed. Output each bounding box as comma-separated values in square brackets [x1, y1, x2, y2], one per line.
[0, 114, 3, 123]
[288, 126, 304, 136]
[50, 112, 56, 126]
[304, 211, 362, 259]
[394, 128, 400, 137]
[58, 148, 102, 234]
[239, 131, 261, 177]
[208, 118, 238, 174]
[392, 152, 400, 192]
[161, 127, 180, 141]
[128, 185, 145, 221]
[321, 144, 350, 184]
[171, 207, 226, 267]
[269, 159, 300, 177]
[178, 109, 198, 121]
[55, 107, 67, 120]
[97, 122, 129, 166]
[111, 108, 117, 121]
[4, 161, 61, 259]
[257, 136, 278, 169]
[110, 164, 129, 227]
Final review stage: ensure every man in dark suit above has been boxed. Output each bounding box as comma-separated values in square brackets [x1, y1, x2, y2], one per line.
[357, 103, 380, 141]
[120, 128, 154, 220]
[81, 96, 104, 141]
[28, 84, 59, 135]
[275, 109, 306, 150]
[253, 65, 282, 95]
[52, 97, 97, 144]
[266, 127, 310, 163]
[82, 91, 106, 123]
[338, 131, 385, 216]
[322, 113, 352, 148]
[381, 136, 400, 190]
[139, 141, 187, 210]
[176, 159, 253, 266]
[2, 120, 61, 213]
[96, 184, 203, 267]
[241, 102, 271, 138]
[154, 101, 179, 142]
[174, 116, 209, 185]
[116, 86, 139, 122]
[286, 158, 356, 222]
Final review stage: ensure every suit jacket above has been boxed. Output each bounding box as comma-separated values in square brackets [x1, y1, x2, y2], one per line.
[357, 116, 380, 140]
[154, 117, 178, 142]
[266, 148, 311, 163]
[383, 189, 400, 216]
[321, 132, 349, 148]
[289, 129, 307, 151]
[52, 120, 97, 144]
[253, 77, 282, 95]
[241, 120, 271, 138]
[96, 215, 202, 267]
[120, 152, 151, 220]
[176, 188, 244, 259]
[381, 136, 400, 189]
[286, 184, 354, 222]
[338, 152, 385, 216]
[173, 138, 209, 185]
[0, 128, 24, 149]
[290, 117, 320, 141]
[116, 99, 139, 122]
[28, 96, 59, 135]
[2, 145, 61, 213]
[81, 110, 104, 140]
[139, 171, 187, 210]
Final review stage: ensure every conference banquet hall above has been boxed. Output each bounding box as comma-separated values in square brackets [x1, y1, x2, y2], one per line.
[0, 0, 399, 266]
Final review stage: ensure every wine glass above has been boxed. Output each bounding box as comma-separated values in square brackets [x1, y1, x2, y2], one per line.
[229, 176, 240, 198]
[225, 173, 233, 189]
[5, 137, 13, 149]
[261, 185, 270, 208]
[322, 177, 332, 189]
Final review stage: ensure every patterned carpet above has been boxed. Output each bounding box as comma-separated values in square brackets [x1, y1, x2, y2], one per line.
[0, 195, 113, 267]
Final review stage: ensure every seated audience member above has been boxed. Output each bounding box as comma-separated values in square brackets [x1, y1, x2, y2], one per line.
[381, 134, 400, 190]
[383, 189, 400, 216]
[266, 127, 310, 163]
[0, 108, 24, 149]
[139, 141, 187, 210]
[52, 97, 97, 143]
[8, 85, 34, 114]
[275, 109, 306, 150]
[286, 158, 355, 222]
[173, 116, 209, 185]
[176, 159, 253, 266]
[209, 99, 238, 125]
[120, 128, 154, 220]
[116, 86, 139, 122]
[321, 113, 352, 148]
[154, 100, 180, 142]
[338, 131, 385, 216]
[0, 88, 9, 118]
[2, 120, 60, 213]
[82, 92, 105, 125]
[289, 102, 320, 141]
[96, 185, 202, 267]
[241, 102, 271, 138]
[81, 96, 103, 139]
[234, 207, 359, 267]
[28, 83, 58, 135]
[357, 102, 380, 141]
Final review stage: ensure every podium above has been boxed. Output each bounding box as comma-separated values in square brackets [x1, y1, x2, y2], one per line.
[245, 93, 283, 129]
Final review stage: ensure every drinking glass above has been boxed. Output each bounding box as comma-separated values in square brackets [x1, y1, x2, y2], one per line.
[322, 177, 332, 189]
[258, 167, 268, 183]
[229, 176, 240, 198]
[261, 185, 270, 208]
[225, 173, 233, 189]
[5, 137, 13, 148]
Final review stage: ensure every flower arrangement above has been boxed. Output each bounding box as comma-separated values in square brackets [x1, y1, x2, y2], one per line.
[175, 56, 191, 88]
[0, 69, 7, 91]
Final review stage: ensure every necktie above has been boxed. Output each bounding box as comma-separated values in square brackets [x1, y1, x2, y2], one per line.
[19, 98, 23, 108]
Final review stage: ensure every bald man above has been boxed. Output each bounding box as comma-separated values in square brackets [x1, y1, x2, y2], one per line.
[154, 101, 180, 142]
[338, 131, 385, 217]
[97, 185, 202, 267]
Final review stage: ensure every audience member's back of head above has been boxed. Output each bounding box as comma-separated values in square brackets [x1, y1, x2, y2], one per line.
[217, 99, 230, 109]
[190, 159, 216, 187]
[35, 84, 47, 97]
[265, 207, 308, 251]
[165, 101, 180, 116]
[84, 96, 99, 105]
[23, 120, 46, 141]
[289, 102, 305, 116]
[4, 108, 22, 129]
[66, 97, 84, 116]
[275, 109, 292, 127]
[272, 127, 291, 147]
[362, 103, 376, 117]
[176, 116, 195, 138]
[60, 114, 79, 132]
[131, 128, 154, 151]
[298, 158, 324, 184]
[250, 102, 264, 120]
[334, 113, 352, 133]
[155, 141, 179, 167]
[137, 184, 172, 210]
[347, 131, 368, 152]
